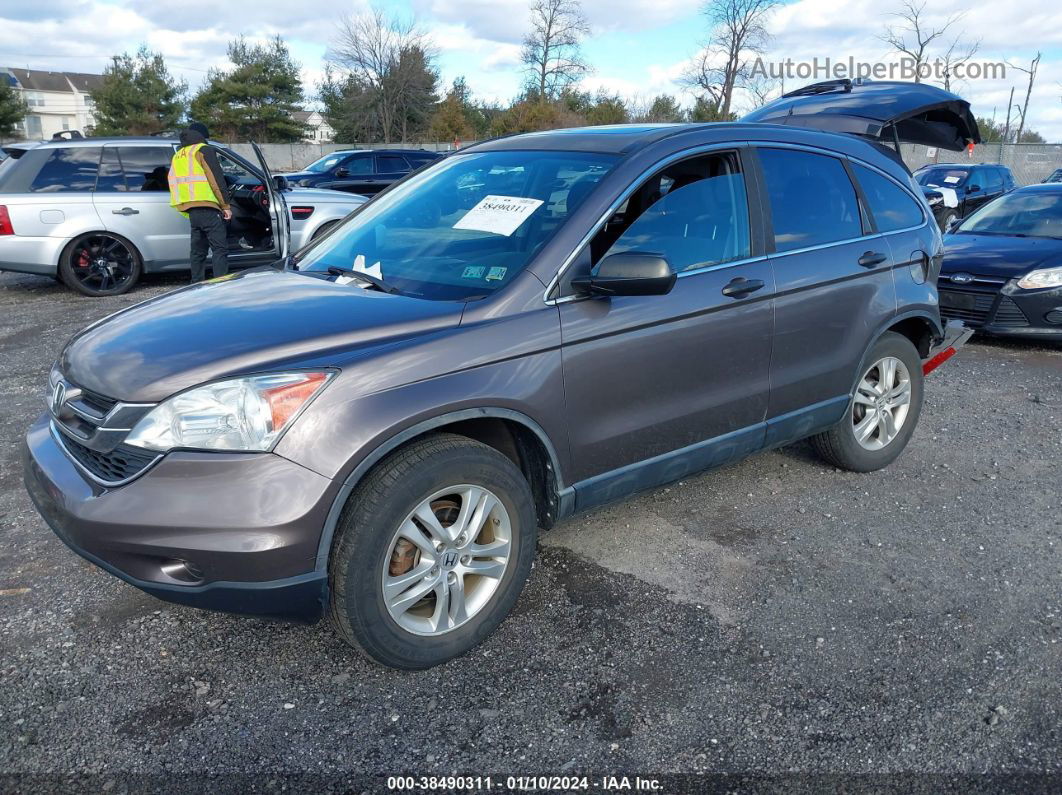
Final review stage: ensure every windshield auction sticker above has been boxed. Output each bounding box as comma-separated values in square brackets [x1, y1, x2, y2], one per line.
[454, 195, 544, 237]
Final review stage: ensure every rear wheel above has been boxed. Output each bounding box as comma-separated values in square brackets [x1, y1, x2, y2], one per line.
[939, 210, 958, 231]
[59, 233, 141, 296]
[329, 433, 537, 669]
[811, 332, 924, 472]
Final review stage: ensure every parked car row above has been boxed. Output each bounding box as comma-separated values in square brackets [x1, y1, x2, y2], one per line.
[916, 162, 1016, 231]
[279, 149, 443, 195]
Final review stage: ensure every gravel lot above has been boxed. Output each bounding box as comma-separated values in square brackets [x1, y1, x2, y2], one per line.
[1, 271, 1060, 788]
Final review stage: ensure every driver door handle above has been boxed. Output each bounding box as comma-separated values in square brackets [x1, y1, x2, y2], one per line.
[111, 207, 140, 216]
[721, 277, 765, 298]
[858, 251, 887, 268]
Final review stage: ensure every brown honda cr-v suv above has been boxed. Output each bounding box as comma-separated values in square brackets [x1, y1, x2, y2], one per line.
[24, 80, 975, 668]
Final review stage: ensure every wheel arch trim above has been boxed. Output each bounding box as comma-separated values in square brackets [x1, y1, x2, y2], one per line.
[849, 310, 942, 397]
[312, 406, 566, 572]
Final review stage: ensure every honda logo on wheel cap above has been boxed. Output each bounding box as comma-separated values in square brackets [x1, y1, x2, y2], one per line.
[443, 551, 458, 568]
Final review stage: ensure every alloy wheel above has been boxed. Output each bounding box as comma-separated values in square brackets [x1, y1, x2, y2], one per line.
[69, 234, 136, 294]
[851, 356, 912, 451]
[381, 485, 512, 636]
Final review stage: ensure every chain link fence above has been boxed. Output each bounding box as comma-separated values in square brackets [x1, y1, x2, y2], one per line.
[900, 142, 1062, 186]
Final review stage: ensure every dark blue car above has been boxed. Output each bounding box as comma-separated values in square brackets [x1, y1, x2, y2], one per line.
[940, 184, 1062, 340]
[280, 149, 443, 196]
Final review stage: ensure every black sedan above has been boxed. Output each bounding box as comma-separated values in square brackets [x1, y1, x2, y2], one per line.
[280, 149, 443, 196]
[939, 184, 1062, 341]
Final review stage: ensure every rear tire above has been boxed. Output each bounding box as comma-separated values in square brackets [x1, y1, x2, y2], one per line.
[811, 332, 924, 472]
[329, 433, 538, 669]
[59, 232, 142, 296]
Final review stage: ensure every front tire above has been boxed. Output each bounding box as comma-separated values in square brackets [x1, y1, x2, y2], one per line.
[329, 433, 538, 669]
[811, 332, 924, 472]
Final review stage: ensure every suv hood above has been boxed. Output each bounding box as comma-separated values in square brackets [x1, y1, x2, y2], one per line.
[743, 79, 980, 150]
[286, 186, 367, 204]
[59, 269, 463, 403]
[942, 234, 1062, 278]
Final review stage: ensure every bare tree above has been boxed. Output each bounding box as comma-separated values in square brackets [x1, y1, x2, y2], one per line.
[681, 0, 779, 119]
[1008, 52, 1041, 145]
[939, 36, 980, 92]
[521, 0, 591, 101]
[879, 0, 965, 83]
[742, 73, 783, 111]
[328, 6, 438, 143]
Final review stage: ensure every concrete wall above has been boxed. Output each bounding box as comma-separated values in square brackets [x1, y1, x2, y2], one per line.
[229, 141, 474, 172]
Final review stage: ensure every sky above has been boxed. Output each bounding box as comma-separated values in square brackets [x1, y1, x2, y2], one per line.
[2, 0, 1061, 140]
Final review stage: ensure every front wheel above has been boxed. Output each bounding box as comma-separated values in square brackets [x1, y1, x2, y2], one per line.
[59, 233, 142, 296]
[810, 332, 924, 472]
[329, 433, 538, 669]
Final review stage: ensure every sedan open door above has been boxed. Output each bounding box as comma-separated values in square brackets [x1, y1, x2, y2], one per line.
[250, 142, 291, 260]
[743, 79, 980, 151]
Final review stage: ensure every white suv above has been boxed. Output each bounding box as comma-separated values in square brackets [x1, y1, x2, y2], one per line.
[0, 137, 367, 296]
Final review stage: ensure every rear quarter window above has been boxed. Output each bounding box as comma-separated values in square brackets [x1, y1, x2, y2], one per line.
[852, 163, 924, 233]
[29, 147, 102, 192]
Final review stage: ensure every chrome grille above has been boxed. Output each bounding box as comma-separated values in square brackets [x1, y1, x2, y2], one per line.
[48, 373, 158, 486]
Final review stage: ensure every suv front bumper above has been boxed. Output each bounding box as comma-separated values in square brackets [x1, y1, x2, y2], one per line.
[22, 413, 334, 620]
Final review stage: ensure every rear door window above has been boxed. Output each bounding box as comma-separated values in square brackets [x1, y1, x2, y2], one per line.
[118, 147, 174, 192]
[852, 163, 924, 233]
[29, 147, 102, 192]
[376, 154, 411, 174]
[758, 148, 861, 252]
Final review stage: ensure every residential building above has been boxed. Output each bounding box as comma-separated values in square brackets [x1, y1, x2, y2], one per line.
[292, 110, 335, 143]
[2, 68, 104, 140]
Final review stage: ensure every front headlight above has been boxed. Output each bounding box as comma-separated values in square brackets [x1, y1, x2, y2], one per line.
[1017, 267, 1062, 290]
[125, 371, 333, 452]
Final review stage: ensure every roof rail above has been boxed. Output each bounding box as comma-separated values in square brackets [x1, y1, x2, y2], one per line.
[782, 78, 855, 98]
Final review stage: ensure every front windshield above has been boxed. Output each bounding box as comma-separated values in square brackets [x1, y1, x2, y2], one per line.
[305, 153, 350, 173]
[296, 150, 618, 300]
[916, 168, 969, 188]
[956, 191, 1062, 238]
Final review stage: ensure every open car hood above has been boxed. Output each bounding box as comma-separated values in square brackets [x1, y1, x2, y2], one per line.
[742, 79, 980, 151]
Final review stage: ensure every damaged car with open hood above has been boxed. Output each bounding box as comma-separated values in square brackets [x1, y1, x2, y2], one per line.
[24, 79, 977, 669]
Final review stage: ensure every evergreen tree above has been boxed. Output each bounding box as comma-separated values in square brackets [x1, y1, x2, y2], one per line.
[90, 47, 186, 135]
[191, 37, 306, 142]
[640, 94, 684, 123]
[0, 77, 28, 139]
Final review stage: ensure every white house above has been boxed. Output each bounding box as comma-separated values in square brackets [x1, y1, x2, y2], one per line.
[292, 110, 335, 143]
[2, 68, 104, 140]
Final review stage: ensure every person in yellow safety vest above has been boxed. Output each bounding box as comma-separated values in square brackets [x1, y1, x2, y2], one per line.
[168, 122, 233, 283]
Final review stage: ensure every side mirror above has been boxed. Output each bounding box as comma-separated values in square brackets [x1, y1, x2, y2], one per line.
[334, 167, 350, 178]
[967, 184, 980, 193]
[273, 175, 289, 192]
[570, 252, 677, 297]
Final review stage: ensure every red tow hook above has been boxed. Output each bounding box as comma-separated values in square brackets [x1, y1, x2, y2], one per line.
[922, 320, 973, 375]
[922, 346, 957, 375]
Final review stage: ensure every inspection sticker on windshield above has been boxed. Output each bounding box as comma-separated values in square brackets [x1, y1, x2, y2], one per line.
[944, 176, 962, 184]
[454, 195, 543, 236]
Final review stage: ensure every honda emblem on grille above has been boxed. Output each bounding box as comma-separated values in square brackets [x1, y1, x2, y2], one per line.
[51, 381, 66, 415]
[949, 272, 975, 285]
